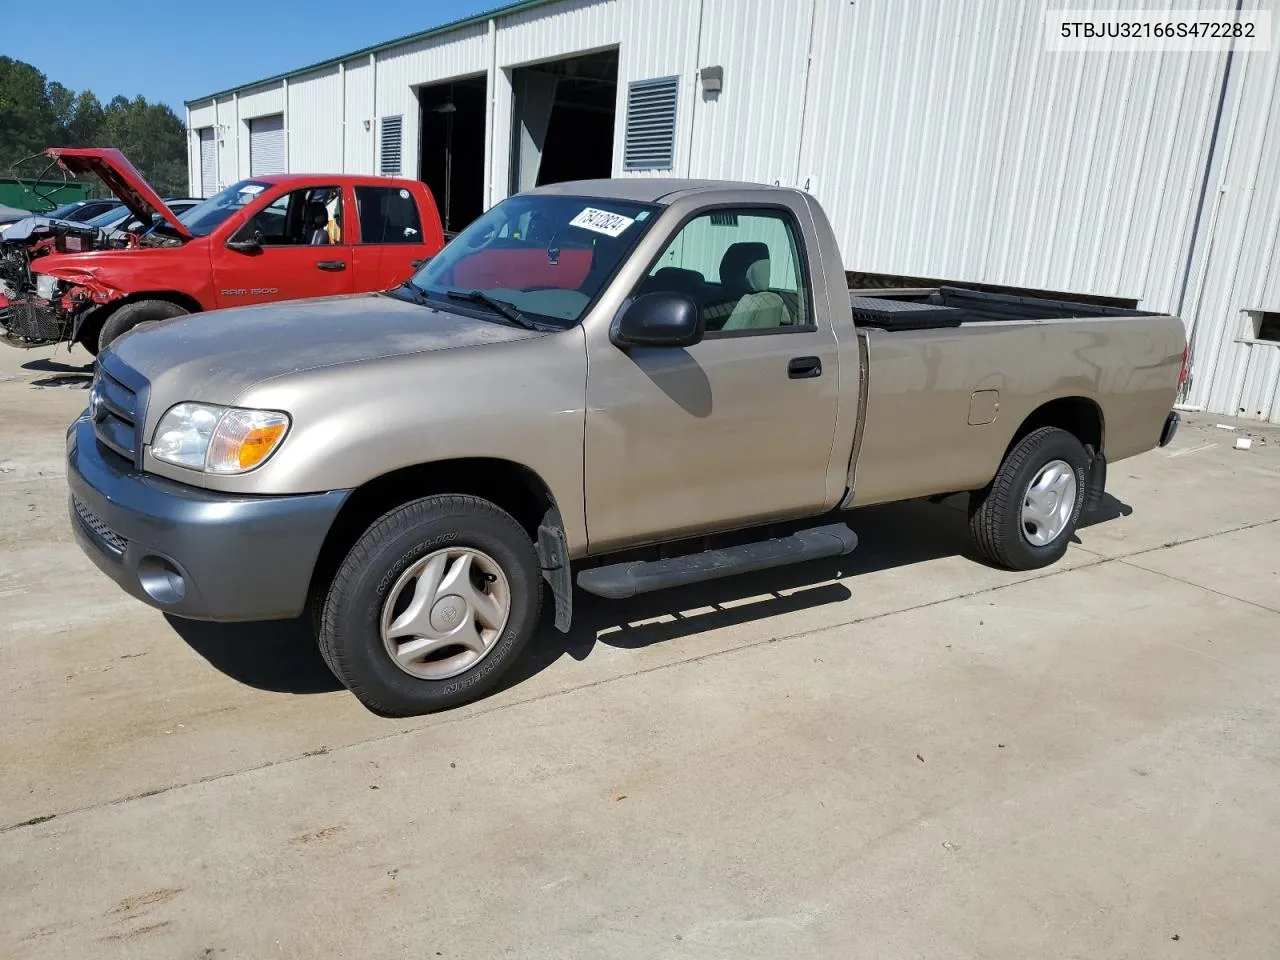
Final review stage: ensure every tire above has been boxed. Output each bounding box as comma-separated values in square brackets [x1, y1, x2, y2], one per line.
[97, 299, 189, 353]
[968, 426, 1089, 571]
[317, 495, 542, 716]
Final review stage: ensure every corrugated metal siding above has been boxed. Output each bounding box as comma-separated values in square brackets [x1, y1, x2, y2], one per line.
[1186, 34, 1280, 419]
[496, 0, 619, 66]
[377, 22, 488, 90]
[288, 67, 343, 173]
[343, 59, 375, 174]
[188, 103, 216, 129]
[797, 0, 1224, 307]
[612, 0, 700, 177]
[238, 83, 284, 119]
[214, 98, 238, 187]
[685, 0, 816, 185]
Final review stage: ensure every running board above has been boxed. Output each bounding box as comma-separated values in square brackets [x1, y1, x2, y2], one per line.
[576, 523, 858, 600]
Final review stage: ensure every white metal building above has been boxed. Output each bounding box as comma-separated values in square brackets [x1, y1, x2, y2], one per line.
[186, 0, 1280, 423]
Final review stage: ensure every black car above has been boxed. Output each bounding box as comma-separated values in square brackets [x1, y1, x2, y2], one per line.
[40, 199, 121, 222]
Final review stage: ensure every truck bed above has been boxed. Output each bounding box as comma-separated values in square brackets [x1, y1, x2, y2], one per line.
[844, 285, 1185, 508]
[849, 285, 1157, 332]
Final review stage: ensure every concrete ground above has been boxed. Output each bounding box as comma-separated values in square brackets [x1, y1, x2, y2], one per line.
[1, 343, 1278, 960]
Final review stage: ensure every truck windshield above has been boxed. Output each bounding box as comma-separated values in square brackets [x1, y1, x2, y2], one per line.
[171, 181, 273, 237]
[407, 195, 659, 328]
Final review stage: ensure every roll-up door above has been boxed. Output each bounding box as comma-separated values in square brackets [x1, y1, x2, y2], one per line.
[198, 128, 217, 196]
[248, 115, 285, 176]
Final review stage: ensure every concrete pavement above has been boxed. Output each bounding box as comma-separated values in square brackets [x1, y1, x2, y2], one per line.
[2, 345, 1278, 958]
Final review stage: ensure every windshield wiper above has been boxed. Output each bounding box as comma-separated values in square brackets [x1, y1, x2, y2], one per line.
[398, 277, 433, 305]
[446, 289, 542, 331]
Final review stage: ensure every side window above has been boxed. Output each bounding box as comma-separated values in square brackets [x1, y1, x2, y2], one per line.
[245, 187, 343, 246]
[355, 186, 423, 245]
[640, 209, 812, 334]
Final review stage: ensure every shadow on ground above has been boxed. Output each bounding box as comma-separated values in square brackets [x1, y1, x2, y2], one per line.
[23, 356, 93, 389]
[165, 493, 1133, 701]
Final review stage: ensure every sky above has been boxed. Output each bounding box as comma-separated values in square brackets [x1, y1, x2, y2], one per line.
[3, 0, 499, 117]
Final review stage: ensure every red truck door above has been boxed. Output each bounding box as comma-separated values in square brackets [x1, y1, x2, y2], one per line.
[350, 183, 442, 291]
[212, 184, 354, 309]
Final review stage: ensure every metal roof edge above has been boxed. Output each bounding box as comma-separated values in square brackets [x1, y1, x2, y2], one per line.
[184, 0, 565, 107]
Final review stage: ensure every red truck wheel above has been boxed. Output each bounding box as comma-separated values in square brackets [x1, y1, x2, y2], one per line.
[97, 299, 189, 353]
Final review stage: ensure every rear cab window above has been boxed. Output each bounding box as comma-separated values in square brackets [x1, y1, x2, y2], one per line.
[355, 186, 423, 244]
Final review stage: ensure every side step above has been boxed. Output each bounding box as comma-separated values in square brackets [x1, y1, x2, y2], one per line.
[576, 523, 858, 600]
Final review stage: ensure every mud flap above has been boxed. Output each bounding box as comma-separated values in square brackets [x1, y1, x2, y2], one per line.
[537, 520, 573, 633]
[1084, 445, 1107, 510]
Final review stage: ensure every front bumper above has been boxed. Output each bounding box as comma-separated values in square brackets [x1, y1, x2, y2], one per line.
[67, 416, 349, 621]
[1159, 410, 1181, 448]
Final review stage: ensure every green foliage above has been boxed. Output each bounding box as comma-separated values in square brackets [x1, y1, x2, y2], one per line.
[0, 57, 188, 198]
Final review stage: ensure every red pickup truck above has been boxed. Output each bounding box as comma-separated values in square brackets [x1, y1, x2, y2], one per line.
[2, 148, 445, 353]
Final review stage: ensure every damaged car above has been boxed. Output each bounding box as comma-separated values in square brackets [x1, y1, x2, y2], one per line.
[2, 146, 444, 354]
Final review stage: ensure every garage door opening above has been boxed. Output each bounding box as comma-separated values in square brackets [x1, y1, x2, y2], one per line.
[510, 48, 617, 195]
[418, 75, 487, 235]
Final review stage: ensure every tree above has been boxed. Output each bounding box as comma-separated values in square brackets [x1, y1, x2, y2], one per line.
[0, 57, 187, 197]
[0, 58, 59, 170]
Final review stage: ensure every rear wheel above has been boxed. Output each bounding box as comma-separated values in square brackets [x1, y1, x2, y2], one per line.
[968, 426, 1089, 570]
[97, 299, 189, 353]
[317, 495, 542, 716]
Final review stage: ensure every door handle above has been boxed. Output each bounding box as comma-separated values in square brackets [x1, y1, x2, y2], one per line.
[315, 260, 347, 271]
[788, 356, 822, 379]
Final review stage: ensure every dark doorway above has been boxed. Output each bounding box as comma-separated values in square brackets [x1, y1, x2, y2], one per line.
[510, 48, 617, 194]
[418, 75, 487, 235]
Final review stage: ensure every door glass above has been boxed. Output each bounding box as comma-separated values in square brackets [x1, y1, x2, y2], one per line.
[241, 187, 343, 245]
[355, 186, 423, 244]
[640, 210, 811, 333]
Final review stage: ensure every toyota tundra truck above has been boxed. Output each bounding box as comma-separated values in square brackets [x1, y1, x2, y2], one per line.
[66, 180, 1186, 715]
[2, 147, 444, 353]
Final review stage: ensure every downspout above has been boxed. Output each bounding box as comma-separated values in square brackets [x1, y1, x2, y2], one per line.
[792, 0, 820, 189]
[485, 17, 498, 208]
[282, 77, 290, 171]
[232, 91, 240, 180]
[213, 98, 221, 191]
[1177, 0, 1244, 404]
[370, 52, 378, 173]
[683, 0, 708, 177]
[186, 104, 194, 195]
[339, 61, 347, 171]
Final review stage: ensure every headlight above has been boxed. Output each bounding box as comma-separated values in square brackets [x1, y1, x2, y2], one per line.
[151, 402, 290, 474]
[35, 274, 62, 301]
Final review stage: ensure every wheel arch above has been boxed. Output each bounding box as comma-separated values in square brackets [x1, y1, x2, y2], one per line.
[74, 291, 204, 348]
[309, 457, 563, 611]
[1008, 396, 1105, 458]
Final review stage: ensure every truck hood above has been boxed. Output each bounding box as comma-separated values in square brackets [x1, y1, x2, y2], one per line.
[108, 292, 548, 404]
[46, 147, 191, 241]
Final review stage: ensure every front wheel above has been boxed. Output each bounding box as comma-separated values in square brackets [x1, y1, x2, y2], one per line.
[968, 426, 1089, 570]
[317, 495, 542, 716]
[97, 299, 189, 353]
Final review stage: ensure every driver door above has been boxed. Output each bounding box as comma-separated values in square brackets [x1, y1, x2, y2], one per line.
[212, 186, 353, 308]
[583, 204, 840, 552]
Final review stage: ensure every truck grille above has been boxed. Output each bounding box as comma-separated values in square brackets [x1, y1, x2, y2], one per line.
[2, 299, 63, 341]
[90, 363, 143, 463]
[72, 496, 127, 555]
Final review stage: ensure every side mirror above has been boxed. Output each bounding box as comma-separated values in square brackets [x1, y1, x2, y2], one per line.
[612, 292, 704, 348]
[226, 229, 263, 253]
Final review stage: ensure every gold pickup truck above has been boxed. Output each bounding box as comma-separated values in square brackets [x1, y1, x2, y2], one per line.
[67, 180, 1187, 714]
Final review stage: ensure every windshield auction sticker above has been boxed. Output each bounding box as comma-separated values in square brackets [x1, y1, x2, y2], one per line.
[569, 207, 636, 238]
